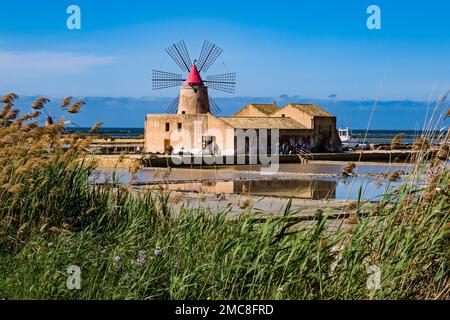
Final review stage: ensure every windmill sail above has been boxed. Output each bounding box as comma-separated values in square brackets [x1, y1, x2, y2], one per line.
[165, 40, 192, 72]
[152, 40, 235, 113]
[197, 40, 223, 73]
[152, 70, 184, 90]
[166, 95, 180, 114]
[205, 73, 236, 94]
[208, 97, 221, 115]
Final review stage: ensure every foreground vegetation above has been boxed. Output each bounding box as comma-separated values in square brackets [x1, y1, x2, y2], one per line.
[0, 93, 449, 299]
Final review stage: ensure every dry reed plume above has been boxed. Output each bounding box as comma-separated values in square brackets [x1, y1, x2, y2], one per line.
[391, 133, 405, 150]
[68, 101, 86, 114]
[341, 162, 356, 177]
[90, 121, 104, 133]
[60, 96, 73, 109]
[0, 93, 97, 247]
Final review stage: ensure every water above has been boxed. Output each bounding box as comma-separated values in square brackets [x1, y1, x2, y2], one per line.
[352, 129, 439, 143]
[68, 128, 439, 143]
[96, 163, 409, 183]
[65, 127, 143, 138]
[209, 163, 411, 175]
[94, 163, 407, 201]
[148, 178, 399, 202]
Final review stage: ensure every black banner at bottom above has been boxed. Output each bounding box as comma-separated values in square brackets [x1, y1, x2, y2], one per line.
[1, 300, 444, 319]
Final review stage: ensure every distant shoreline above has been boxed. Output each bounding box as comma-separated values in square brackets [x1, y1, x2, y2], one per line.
[66, 127, 436, 143]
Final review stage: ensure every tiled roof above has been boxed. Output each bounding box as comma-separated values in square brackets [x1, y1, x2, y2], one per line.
[218, 117, 307, 129]
[284, 104, 334, 117]
[234, 104, 280, 116]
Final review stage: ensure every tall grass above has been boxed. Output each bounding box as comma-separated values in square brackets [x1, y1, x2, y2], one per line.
[0, 93, 449, 299]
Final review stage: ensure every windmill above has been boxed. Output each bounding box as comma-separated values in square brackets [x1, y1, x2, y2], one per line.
[34, 98, 80, 128]
[152, 40, 236, 115]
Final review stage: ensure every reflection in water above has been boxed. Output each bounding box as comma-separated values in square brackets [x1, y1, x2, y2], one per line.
[207, 163, 411, 175]
[149, 178, 398, 201]
[96, 163, 411, 185]
[160, 180, 337, 200]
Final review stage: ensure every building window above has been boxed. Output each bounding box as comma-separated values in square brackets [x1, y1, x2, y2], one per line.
[177, 123, 182, 131]
[182, 111, 186, 114]
[281, 114, 285, 117]
[165, 123, 170, 132]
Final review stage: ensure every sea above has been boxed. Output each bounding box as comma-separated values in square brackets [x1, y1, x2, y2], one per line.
[66, 128, 436, 144]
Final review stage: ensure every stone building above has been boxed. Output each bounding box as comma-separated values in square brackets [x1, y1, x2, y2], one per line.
[144, 63, 341, 155]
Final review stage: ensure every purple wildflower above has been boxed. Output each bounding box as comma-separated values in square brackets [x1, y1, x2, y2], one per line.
[136, 257, 146, 266]
[154, 246, 162, 257]
[113, 256, 121, 263]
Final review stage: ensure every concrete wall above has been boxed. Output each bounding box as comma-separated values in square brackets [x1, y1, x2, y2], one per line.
[311, 116, 340, 151]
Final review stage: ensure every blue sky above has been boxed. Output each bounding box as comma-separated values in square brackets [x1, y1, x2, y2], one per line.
[0, 0, 449, 100]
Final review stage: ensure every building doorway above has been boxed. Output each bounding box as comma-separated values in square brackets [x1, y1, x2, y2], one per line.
[164, 139, 171, 154]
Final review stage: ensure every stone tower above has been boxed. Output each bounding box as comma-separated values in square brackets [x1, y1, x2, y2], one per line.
[177, 63, 211, 114]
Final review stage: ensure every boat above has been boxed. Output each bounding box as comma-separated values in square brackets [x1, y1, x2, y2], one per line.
[338, 127, 368, 150]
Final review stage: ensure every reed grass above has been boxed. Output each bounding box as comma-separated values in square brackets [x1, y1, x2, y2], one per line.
[0, 93, 449, 299]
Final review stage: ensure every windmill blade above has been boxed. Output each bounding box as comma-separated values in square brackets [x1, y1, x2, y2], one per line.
[152, 70, 184, 90]
[166, 95, 180, 114]
[197, 40, 223, 73]
[165, 41, 192, 72]
[205, 73, 236, 94]
[208, 97, 221, 115]
[41, 107, 51, 117]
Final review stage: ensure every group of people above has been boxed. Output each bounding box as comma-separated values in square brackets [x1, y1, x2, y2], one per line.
[279, 142, 310, 155]
[166, 142, 309, 155]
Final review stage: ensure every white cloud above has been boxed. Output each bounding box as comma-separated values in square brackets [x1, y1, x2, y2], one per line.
[0, 51, 114, 78]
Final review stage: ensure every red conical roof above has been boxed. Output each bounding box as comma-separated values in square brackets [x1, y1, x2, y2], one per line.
[184, 63, 204, 86]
